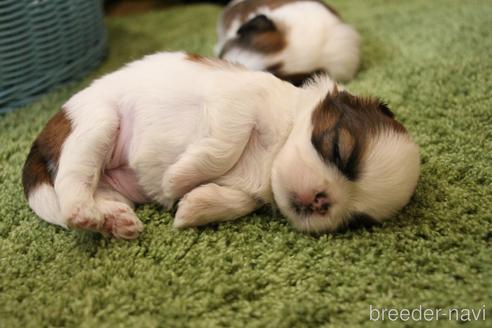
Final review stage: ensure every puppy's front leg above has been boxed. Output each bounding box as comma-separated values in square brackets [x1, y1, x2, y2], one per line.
[173, 183, 259, 228]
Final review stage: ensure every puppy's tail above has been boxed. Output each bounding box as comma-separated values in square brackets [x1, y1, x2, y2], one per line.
[22, 110, 72, 228]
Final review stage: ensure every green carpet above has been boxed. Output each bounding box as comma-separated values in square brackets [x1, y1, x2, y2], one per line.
[1, 1, 491, 327]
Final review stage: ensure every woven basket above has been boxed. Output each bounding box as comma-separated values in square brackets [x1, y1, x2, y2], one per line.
[0, 0, 107, 113]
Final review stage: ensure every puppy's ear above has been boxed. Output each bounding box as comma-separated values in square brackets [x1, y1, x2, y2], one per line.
[378, 99, 395, 118]
[337, 212, 381, 233]
[237, 15, 276, 36]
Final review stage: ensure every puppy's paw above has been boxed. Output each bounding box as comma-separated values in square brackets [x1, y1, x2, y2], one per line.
[162, 167, 199, 210]
[66, 202, 104, 232]
[173, 192, 207, 229]
[99, 201, 143, 240]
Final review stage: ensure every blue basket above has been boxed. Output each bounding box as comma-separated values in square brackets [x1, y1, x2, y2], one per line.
[0, 0, 107, 113]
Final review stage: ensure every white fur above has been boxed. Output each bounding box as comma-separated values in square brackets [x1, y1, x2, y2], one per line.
[351, 132, 421, 219]
[218, 47, 269, 71]
[26, 52, 419, 238]
[28, 184, 66, 228]
[216, 1, 361, 81]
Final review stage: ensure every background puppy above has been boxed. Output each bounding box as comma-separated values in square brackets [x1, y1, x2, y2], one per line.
[216, 0, 361, 85]
[22, 52, 419, 239]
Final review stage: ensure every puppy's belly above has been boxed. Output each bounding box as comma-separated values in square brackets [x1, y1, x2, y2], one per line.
[102, 168, 148, 203]
[102, 110, 149, 203]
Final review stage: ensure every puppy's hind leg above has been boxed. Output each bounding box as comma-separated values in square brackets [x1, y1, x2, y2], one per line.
[94, 182, 143, 240]
[54, 102, 120, 232]
[174, 183, 260, 228]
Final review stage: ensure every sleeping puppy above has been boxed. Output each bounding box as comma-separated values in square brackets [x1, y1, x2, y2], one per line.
[216, 0, 360, 85]
[22, 52, 419, 239]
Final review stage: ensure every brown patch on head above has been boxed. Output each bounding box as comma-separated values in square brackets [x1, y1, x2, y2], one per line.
[219, 14, 286, 57]
[22, 109, 72, 197]
[222, 0, 339, 30]
[247, 29, 285, 53]
[311, 90, 406, 180]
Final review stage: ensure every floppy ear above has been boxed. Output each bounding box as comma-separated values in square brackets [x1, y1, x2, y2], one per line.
[378, 99, 395, 118]
[337, 212, 381, 233]
[237, 14, 276, 36]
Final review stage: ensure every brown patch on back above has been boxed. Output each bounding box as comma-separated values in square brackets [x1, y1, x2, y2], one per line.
[311, 90, 407, 180]
[185, 52, 246, 71]
[222, 0, 339, 30]
[185, 53, 208, 63]
[22, 109, 72, 197]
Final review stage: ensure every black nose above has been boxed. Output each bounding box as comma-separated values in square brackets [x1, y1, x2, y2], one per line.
[292, 192, 331, 216]
[313, 192, 331, 214]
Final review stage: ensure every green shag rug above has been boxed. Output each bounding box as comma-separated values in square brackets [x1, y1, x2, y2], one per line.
[1, 1, 491, 327]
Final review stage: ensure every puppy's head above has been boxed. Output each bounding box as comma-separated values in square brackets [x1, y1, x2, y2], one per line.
[218, 14, 286, 65]
[217, 2, 360, 83]
[272, 83, 420, 232]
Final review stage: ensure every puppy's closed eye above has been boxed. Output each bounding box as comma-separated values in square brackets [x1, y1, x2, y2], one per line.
[317, 127, 355, 171]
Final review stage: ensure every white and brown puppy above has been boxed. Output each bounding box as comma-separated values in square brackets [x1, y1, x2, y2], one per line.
[216, 0, 360, 85]
[22, 52, 419, 239]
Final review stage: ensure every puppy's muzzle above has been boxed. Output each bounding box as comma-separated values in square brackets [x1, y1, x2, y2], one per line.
[291, 191, 331, 216]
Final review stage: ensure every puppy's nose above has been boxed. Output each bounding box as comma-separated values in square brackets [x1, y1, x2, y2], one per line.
[292, 191, 331, 215]
[313, 192, 331, 215]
